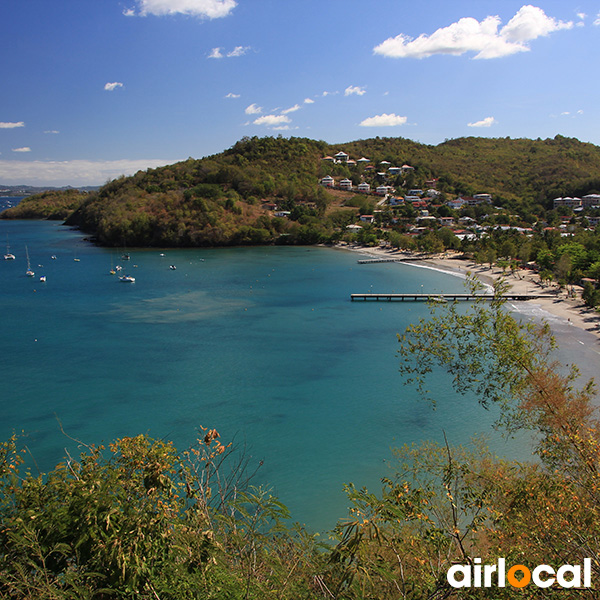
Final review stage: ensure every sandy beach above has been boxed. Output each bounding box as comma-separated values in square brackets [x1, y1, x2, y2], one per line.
[340, 244, 600, 345]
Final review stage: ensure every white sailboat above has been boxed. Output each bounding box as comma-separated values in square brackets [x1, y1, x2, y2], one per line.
[25, 246, 34, 277]
[4, 236, 15, 260]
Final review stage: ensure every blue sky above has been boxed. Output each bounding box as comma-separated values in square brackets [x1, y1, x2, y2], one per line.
[1, 0, 598, 185]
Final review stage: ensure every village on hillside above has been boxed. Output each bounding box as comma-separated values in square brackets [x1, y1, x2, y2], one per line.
[309, 150, 600, 246]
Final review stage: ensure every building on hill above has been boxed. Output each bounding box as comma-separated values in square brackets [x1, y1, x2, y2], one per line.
[553, 197, 583, 208]
[339, 178, 353, 191]
[357, 182, 371, 193]
[582, 194, 600, 207]
[333, 151, 349, 163]
[473, 193, 492, 204]
[320, 175, 335, 187]
[447, 197, 468, 209]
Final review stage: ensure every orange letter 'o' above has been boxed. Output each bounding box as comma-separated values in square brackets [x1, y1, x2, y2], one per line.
[507, 565, 531, 588]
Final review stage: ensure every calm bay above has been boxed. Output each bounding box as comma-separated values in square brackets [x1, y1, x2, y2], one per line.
[1, 219, 533, 531]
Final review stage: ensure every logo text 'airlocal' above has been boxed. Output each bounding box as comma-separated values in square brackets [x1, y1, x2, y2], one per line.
[447, 558, 592, 589]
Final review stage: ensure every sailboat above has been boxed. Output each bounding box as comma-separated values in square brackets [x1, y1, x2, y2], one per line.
[4, 236, 15, 260]
[25, 246, 34, 277]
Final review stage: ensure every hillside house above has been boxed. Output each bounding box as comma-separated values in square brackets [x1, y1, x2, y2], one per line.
[357, 182, 371, 193]
[339, 178, 353, 191]
[582, 194, 600, 207]
[360, 215, 375, 223]
[320, 175, 335, 187]
[334, 151, 349, 163]
[438, 216, 455, 226]
[388, 166, 402, 175]
[447, 197, 467, 210]
[357, 157, 370, 163]
[553, 197, 583, 208]
[472, 193, 492, 204]
[376, 185, 390, 196]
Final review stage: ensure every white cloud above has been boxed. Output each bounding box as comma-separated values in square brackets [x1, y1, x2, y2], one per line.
[227, 46, 250, 57]
[104, 82, 123, 91]
[374, 5, 573, 60]
[44, 130, 60, 134]
[303, 98, 314, 104]
[594, 13, 600, 26]
[123, 8, 135, 16]
[12, 147, 31, 153]
[359, 113, 407, 127]
[281, 104, 301, 114]
[130, 0, 237, 19]
[253, 115, 291, 127]
[210, 46, 250, 58]
[468, 116, 497, 127]
[0, 121, 25, 129]
[225, 92, 240, 98]
[0, 158, 178, 186]
[345, 85, 366, 96]
[245, 103, 262, 115]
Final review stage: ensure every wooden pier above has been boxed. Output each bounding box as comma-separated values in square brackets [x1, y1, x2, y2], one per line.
[350, 293, 554, 302]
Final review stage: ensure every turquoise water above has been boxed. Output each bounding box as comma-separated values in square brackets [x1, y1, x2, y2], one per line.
[1, 220, 531, 531]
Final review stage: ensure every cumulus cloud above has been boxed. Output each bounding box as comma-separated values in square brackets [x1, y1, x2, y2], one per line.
[0, 158, 178, 186]
[374, 5, 573, 60]
[245, 103, 262, 115]
[208, 47, 224, 58]
[129, 0, 237, 19]
[104, 82, 123, 91]
[359, 113, 407, 127]
[253, 115, 291, 127]
[345, 85, 366, 96]
[225, 92, 240, 98]
[594, 13, 600, 26]
[304, 98, 314, 104]
[0, 121, 25, 129]
[12, 147, 31, 152]
[281, 104, 301, 114]
[468, 116, 497, 127]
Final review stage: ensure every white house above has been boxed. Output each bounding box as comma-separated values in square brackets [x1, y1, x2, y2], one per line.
[388, 167, 402, 175]
[339, 178, 353, 191]
[320, 175, 335, 187]
[473, 193, 492, 204]
[357, 157, 370, 163]
[375, 185, 390, 196]
[360, 215, 375, 223]
[447, 197, 467, 210]
[357, 182, 371, 193]
[553, 197, 582, 208]
[582, 194, 600, 207]
[334, 151, 349, 163]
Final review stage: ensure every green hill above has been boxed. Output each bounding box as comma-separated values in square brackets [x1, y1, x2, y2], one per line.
[3, 135, 600, 247]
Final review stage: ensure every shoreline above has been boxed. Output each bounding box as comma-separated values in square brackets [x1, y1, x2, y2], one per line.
[337, 244, 600, 344]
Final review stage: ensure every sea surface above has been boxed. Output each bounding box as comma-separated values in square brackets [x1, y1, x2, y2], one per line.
[1, 218, 594, 531]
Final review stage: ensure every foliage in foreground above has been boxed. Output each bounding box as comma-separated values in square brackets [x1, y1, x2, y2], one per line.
[1, 280, 599, 598]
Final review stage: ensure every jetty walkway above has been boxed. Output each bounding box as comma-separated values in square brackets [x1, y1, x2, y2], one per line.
[350, 293, 555, 302]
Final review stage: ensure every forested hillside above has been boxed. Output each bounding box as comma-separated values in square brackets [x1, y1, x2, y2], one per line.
[3, 134, 600, 247]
